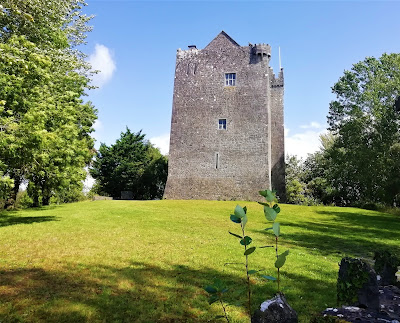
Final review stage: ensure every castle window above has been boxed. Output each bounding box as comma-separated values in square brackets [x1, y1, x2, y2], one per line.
[225, 73, 236, 86]
[215, 153, 219, 169]
[218, 119, 227, 130]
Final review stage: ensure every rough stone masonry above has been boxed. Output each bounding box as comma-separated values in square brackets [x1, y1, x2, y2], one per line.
[164, 31, 285, 201]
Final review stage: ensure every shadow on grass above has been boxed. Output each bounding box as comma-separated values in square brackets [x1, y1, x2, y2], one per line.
[0, 214, 58, 227]
[281, 209, 400, 258]
[0, 261, 335, 322]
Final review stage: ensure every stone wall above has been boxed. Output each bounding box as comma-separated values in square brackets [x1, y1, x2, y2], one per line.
[164, 31, 285, 201]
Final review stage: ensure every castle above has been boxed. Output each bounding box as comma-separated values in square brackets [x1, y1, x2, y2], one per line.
[164, 31, 285, 201]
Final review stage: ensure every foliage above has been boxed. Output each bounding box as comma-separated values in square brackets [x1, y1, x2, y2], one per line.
[374, 249, 400, 285]
[327, 53, 400, 206]
[337, 258, 369, 306]
[285, 155, 308, 205]
[204, 279, 230, 322]
[0, 200, 399, 322]
[0, 172, 13, 203]
[0, 1, 97, 207]
[286, 131, 340, 206]
[374, 250, 400, 272]
[15, 190, 33, 209]
[259, 189, 289, 293]
[90, 128, 168, 200]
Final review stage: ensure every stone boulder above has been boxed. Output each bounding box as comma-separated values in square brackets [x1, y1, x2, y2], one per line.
[374, 250, 400, 286]
[251, 293, 298, 323]
[337, 257, 379, 311]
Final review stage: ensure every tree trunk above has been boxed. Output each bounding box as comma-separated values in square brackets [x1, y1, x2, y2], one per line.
[41, 181, 51, 206]
[42, 194, 50, 206]
[4, 173, 21, 209]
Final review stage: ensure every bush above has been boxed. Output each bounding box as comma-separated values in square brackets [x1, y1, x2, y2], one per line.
[15, 190, 33, 209]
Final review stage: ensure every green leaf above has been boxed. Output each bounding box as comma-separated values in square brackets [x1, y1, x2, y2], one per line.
[240, 236, 252, 246]
[208, 294, 219, 304]
[264, 206, 277, 221]
[213, 278, 224, 290]
[273, 204, 281, 214]
[215, 315, 225, 319]
[259, 190, 268, 197]
[230, 214, 241, 223]
[264, 227, 273, 231]
[258, 201, 269, 206]
[243, 206, 247, 214]
[275, 250, 290, 269]
[204, 286, 217, 294]
[273, 222, 280, 237]
[248, 270, 258, 275]
[244, 246, 256, 256]
[229, 231, 242, 239]
[241, 214, 248, 230]
[234, 205, 246, 218]
[265, 190, 276, 202]
[221, 288, 229, 293]
[262, 275, 277, 281]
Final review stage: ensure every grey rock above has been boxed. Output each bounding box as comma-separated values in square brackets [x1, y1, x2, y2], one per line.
[252, 293, 298, 323]
[338, 257, 380, 311]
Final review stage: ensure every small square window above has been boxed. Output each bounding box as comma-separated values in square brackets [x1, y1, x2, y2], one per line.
[218, 119, 227, 130]
[225, 73, 236, 86]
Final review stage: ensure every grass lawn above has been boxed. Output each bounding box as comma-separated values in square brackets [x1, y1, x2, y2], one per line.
[0, 200, 399, 322]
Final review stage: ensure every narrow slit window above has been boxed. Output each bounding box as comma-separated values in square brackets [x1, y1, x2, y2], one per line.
[225, 73, 236, 86]
[218, 119, 227, 130]
[215, 153, 219, 169]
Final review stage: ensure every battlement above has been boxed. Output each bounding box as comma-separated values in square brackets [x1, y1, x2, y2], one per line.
[271, 68, 284, 88]
[252, 43, 271, 59]
[176, 46, 200, 59]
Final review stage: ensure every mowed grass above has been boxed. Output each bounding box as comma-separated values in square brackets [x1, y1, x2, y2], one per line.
[0, 200, 399, 322]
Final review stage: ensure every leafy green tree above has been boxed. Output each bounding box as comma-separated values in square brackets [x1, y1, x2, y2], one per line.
[0, 1, 96, 207]
[327, 54, 400, 206]
[285, 155, 308, 205]
[90, 128, 168, 200]
[303, 133, 336, 205]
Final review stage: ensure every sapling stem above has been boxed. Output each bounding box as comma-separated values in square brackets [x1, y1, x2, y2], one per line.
[275, 236, 280, 292]
[242, 226, 251, 318]
[219, 297, 230, 323]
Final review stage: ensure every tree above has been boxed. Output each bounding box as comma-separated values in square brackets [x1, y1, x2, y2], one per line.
[303, 133, 337, 205]
[285, 155, 308, 205]
[327, 54, 400, 206]
[0, 1, 96, 207]
[90, 128, 168, 200]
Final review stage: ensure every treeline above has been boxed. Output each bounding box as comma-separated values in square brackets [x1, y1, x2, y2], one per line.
[0, 1, 97, 208]
[286, 54, 400, 208]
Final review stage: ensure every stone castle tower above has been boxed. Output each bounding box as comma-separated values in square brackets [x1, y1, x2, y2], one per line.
[164, 31, 285, 201]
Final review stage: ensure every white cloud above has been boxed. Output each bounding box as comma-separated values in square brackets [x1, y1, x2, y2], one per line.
[88, 44, 116, 88]
[285, 127, 327, 160]
[300, 121, 323, 129]
[150, 133, 170, 155]
[93, 119, 103, 131]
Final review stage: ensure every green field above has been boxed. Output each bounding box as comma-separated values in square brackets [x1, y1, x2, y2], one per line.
[0, 200, 399, 322]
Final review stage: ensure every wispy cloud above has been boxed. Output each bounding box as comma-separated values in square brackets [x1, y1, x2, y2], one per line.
[285, 126, 327, 160]
[299, 121, 323, 129]
[150, 133, 170, 155]
[88, 44, 116, 88]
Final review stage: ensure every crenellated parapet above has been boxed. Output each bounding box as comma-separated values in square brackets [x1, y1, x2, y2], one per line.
[271, 68, 284, 88]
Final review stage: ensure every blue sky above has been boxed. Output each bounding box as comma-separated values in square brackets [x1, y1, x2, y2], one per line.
[82, 0, 400, 159]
